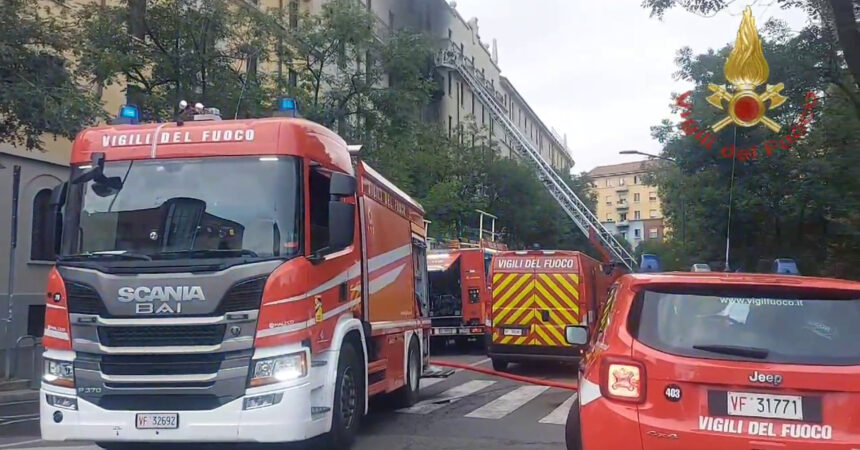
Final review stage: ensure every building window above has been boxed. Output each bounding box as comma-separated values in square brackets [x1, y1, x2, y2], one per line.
[448, 116, 452, 138]
[448, 71, 452, 97]
[605, 196, 612, 206]
[649, 191, 657, 201]
[288, 69, 297, 88]
[388, 11, 394, 30]
[634, 175, 641, 184]
[649, 209, 658, 218]
[448, 28, 452, 40]
[471, 91, 475, 115]
[619, 213, 627, 222]
[634, 229, 641, 238]
[649, 228, 659, 239]
[460, 83, 464, 106]
[605, 179, 613, 188]
[606, 214, 613, 222]
[367, 0, 372, 11]
[634, 211, 641, 220]
[634, 193, 640, 203]
[31, 189, 55, 261]
[618, 177, 625, 186]
[289, 0, 298, 29]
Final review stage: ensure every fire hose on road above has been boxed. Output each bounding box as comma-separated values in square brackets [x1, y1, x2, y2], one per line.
[428, 359, 578, 391]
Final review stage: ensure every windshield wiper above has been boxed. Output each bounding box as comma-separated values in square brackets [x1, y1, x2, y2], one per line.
[692, 344, 769, 359]
[62, 251, 152, 261]
[155, 249, 260, 259]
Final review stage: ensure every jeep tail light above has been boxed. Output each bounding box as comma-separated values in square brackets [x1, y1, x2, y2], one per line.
[600, 357, 646, 403]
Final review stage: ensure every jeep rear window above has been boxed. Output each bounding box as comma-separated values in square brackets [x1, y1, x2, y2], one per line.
[632, 288, 860, 366]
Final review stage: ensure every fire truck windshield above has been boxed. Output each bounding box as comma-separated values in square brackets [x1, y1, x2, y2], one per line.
[60, 156, 301, 265]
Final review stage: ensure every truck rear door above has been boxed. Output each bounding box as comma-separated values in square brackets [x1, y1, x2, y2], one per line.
[630, 287, 860, 449]
[491, 256, 534, 346]
[531, 254, 582, 347]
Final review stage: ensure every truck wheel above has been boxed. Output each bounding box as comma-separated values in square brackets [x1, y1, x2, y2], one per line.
[323, 344, 365, 449]
[393, 339, 420, 407]
[491, 358, 508, 371]
[564, 396, 583, 450]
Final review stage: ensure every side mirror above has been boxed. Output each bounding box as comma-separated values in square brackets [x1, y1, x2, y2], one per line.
[565, 325, 589, 345]
[328, 201, 355, 251]
[330, 172, 357, 197]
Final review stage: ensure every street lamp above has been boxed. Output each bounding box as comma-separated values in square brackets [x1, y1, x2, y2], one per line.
[618, 150, 677, 163]
[618, 150, 686, 258]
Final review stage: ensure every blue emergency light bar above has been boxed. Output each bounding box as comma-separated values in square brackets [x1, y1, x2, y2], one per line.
[639, 254, 661, 273]
[274, 97, 300, 118]
[279, 97, 297, 111]
[113, 104, 141, 125]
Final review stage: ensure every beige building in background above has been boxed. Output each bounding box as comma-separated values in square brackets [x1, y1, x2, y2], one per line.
[589, 161, 664, 249]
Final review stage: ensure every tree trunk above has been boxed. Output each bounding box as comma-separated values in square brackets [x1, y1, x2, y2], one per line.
[828, 0, 860, 89]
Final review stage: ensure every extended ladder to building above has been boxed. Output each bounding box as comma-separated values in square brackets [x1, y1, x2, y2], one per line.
[437, 48, 637, 271]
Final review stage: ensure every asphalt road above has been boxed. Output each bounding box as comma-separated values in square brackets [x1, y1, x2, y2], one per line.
[1, 344, 578, 450]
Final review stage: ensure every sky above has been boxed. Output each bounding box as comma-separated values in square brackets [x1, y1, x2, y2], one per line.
[452, 0, 811, 172]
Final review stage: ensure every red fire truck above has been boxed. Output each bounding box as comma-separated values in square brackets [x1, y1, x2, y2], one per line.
[427, 240, 507, 342]
[39, 102, 430, 448]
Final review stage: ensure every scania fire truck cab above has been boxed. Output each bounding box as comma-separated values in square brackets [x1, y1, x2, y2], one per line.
[40, 109, 430, 448]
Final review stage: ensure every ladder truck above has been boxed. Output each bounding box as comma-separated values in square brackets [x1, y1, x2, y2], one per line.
[436, 46, 637, 272]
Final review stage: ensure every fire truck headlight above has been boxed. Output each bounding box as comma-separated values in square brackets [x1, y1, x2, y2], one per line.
[43, 359, 75, 388]
[249, 352, 307, 387]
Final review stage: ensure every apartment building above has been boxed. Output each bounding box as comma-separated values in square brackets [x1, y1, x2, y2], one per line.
[272, 0, 573, 172]
[589, 161, 664, 249]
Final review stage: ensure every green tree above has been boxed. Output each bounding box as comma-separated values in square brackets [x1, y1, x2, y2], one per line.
[0, 0, 104, 151]
[76, 0, 275, 121]
[650, 22, 860, 279]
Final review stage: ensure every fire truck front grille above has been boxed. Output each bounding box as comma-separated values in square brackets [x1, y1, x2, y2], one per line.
[66, 282, 107, 315]
[100, 353, 225, 375]
[98, 324, 226, 347]
[218, 276, 267, 313]
[98, 394, 223, 411]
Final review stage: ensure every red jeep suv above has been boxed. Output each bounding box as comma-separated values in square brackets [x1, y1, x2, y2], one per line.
[565, 272, 860, 449]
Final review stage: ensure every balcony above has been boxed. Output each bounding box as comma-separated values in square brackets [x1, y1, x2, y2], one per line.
[616, 202, 629, 210]
[615, 185, 629, 192]
[616, 220, 630, 228]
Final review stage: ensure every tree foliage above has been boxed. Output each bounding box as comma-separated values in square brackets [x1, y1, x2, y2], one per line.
[650, 22, 860, 279]
[0, 0, 104, 151]
[76, 0, 275, 121]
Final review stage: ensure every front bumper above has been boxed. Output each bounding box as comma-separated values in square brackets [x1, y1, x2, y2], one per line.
[40, 380, 328, 443]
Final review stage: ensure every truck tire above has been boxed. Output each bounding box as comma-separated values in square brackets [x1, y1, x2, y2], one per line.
[393, 338, 420, 407]
[322, 343, 365, 449]
[564, 396, 583, 450]
[491, 358, 508, 371]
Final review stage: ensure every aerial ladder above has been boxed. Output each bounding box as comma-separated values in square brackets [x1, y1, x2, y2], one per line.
[437, 47, 637, 271]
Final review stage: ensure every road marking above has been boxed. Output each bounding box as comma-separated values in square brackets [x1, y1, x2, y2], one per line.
[420, 378, 445, 388]
[398, 380, 496, 414]
[539, 393, 578, 425]
[0, 439, 44, 449]
[464, 385, 549, 419]
[469, 358, 491, 367]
